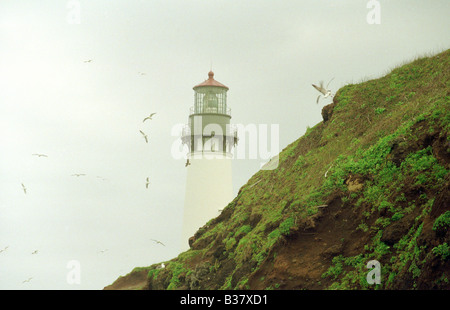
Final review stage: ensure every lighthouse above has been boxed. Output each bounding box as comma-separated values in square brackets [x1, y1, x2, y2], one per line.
[181, 71, 238, 250]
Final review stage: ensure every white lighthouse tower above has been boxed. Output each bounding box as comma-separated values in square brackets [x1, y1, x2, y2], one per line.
[181, 71, 238, 250]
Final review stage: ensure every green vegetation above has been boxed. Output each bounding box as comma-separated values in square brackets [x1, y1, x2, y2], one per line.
[432, 243, 450, 261]
[433, 211, 450, 233]
[279, 217, 295, 235]
[110, 49, 450, 291]
[167, 262, 189, 290]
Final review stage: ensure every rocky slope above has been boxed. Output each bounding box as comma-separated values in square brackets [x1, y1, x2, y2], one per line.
[105, 49, 450, 290]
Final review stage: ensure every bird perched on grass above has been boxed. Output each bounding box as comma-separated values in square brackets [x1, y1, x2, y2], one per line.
[143, 113, 156, 123]
[312, 78, 334, 104]
[140, 130, 148, 143]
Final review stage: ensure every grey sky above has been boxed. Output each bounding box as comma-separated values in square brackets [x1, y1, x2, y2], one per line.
[0, 0, 449, 289]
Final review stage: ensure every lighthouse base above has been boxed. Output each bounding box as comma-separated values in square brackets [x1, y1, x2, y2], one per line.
[182, 152, 233, 251]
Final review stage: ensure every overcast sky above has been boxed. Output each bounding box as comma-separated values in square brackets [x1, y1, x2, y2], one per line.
[0, 0, 449, 290]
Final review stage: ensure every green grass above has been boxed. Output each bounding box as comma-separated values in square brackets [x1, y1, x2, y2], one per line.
[432, 243, 450, 261]
[433, 211, 450, 233]
[123, 49, 450, 290]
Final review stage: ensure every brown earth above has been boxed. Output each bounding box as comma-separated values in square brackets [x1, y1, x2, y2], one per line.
[103, 269, 148, 290]
[247, 193, 371, 289]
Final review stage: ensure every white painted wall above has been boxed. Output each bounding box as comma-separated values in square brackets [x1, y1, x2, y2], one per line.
[181, 152, 233, 250]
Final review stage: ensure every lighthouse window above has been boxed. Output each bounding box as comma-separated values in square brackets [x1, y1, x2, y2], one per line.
[194, 93, 205, 114]
[204, 92, 218, 113]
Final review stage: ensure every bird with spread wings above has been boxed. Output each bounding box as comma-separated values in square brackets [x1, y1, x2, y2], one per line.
[143, 113, 156, 123]
[150, 239, 165, 246]
[312, 78, 334, 104]
[140, 130, 148, 143]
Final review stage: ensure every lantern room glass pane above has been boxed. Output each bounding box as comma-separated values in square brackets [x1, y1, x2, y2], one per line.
[192, 87, 229, 115]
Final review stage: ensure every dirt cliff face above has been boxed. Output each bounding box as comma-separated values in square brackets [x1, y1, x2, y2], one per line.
[106, 49, 450, 290]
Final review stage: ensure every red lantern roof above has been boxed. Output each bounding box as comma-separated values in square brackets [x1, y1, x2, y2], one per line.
[193, 71, 229, 90]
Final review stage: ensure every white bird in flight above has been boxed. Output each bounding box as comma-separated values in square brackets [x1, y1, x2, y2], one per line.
[31, 250, 38, 255]
[71, 174, 86, 177]
[32, 153, 48, 157]
[21, 183, 27, 194]
[145, 177, 150, 189]
[143, 113, 156, 123]
[140, 130, 148, 143]
[312, 78, 334, 104]
[0, 246, 9, 254]
[84, 59, 92, 63]
[22, 277, 33, 284]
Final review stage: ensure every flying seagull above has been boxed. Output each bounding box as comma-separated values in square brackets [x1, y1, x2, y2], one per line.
[312, 78, 334, 104]
[145, 177, 150, 189]
[32, 153, 48, 157]
[0, 246, 9, 254]
[140, 130, 148, 143]
[138, 72, 146, 76]
[143, 113, 156, 123]
[31, 250, 38, 255]
[21, 183, 27, 194]
[71, 174, 86, 177]
[150, 239, 165, 246]
[84, 59, 92, 63]
[98, 249, 108, 254]
[185, 159, 191, 167]
[22, 277, 33, 284]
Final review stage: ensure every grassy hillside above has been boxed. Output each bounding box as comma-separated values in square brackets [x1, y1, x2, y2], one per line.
[105, 49, 449, 290]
